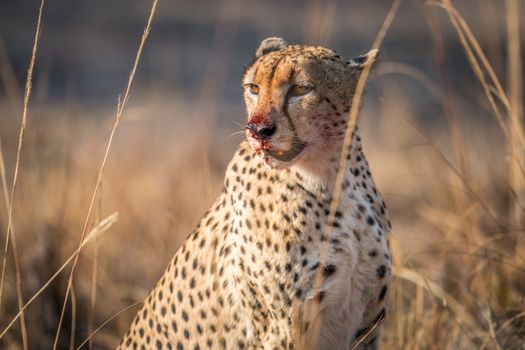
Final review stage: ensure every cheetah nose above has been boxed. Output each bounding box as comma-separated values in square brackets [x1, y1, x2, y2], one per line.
[246, 123, 277, 140]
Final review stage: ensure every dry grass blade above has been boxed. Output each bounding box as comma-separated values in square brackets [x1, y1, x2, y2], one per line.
[88, 236, 98, 350]
[496, 310, 525, 335]
[506, 0, 524, 231]
[0, 138, 8, 307]
[410, 246, 525, 274]
[51, 1, 159, 348]
[431, 0, 525, 152]
[456, 0, 525, 159]
[454, 6, 511, 112]
[0, 0, 46, 348]
[302, 1, 402, 348]
[351, 315, 384, 350]
[0, 140, 28, 350]
[430, 0, 525, 268]
[69, 283, 77, 350]
[407, 120, 505, 229]
[378, 62, 444, 101]
[0, 212, 119, 341]
[429, 1, 507, 138]
[394, 267, 484, 340]
[75, 301, 142, 350]
[87, 187, 101, 350]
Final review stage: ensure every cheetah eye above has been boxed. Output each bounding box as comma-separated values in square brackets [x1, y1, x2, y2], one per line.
[244, 83, 260, 95]
[288, 85, 312, 97]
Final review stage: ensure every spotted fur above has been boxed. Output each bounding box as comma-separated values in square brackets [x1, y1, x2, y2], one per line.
[117, 37, 391, 350]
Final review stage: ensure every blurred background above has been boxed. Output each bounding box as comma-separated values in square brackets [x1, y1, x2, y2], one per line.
[0, 0, 523, 349]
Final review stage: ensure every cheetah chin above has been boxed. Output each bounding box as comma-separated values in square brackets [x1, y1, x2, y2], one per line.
[261, 137, 306, 168]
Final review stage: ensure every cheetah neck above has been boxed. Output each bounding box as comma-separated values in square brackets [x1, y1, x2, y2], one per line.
[292, 127, 366, 193]
[226, 126, 383, 222]
[213, 130, 391, 341]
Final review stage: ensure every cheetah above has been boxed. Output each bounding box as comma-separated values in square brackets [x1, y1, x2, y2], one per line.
[118, 37, 392, 350]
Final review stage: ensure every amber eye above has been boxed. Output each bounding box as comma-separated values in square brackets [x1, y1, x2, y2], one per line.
[288, 85, 312, 97]
[245, 84, 260, 95]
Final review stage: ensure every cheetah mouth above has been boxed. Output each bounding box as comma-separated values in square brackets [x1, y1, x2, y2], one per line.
[253, 107, 306, 164]
[262, 137, 306, 162]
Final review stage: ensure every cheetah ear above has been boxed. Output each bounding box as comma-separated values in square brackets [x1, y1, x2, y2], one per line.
[255, 37, 288, 58]
[347, 49, 379, 70]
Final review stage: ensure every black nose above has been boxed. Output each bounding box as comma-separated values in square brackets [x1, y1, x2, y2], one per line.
[246, 123, 277, 140]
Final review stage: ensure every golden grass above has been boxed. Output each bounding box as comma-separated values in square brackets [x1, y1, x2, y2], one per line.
[0, 212, 119, 341]
[0, 1, 523, 349]
[506, 0, 524, 233]
[51, 1, 159, 348]
[0, 0, 46, 349]
[75, 301, 142, 350]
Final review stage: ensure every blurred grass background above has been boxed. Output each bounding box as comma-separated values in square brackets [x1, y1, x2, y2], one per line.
[0, 0, 524, 349]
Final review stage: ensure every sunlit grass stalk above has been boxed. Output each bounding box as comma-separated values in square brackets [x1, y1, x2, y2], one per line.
[69, 283, 77, 350]
[302, 1, 402, 349]
[88, 182, 102, 349]
[431, 6, 523, 343]
[88, 239, 98, 350]
[0, 0, 46, 348]
[506, 0, 524, 231]
[394, 266, 485, 340]
[433, 0, 525, 157]
[425, 6, 471, 243]
[0, 140, 28, 350]
[51, 1, 159, 348]
[0, 212, 119, 340]
[377, 62, 444, 101]
[75, 301, 142, 350]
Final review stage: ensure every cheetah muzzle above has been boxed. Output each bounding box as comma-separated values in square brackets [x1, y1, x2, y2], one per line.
[118, 37, 392, 350]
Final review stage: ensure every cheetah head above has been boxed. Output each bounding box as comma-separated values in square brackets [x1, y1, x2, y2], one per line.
[243, 37, 377, 171]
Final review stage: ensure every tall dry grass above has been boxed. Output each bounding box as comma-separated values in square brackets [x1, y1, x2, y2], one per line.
[0, 0, 523, 349]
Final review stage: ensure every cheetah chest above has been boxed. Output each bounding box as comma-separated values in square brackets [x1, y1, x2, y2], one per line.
[222, 159, 390, 348]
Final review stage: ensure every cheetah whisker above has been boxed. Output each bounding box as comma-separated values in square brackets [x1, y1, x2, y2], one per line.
[228, 130, 246, 138]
